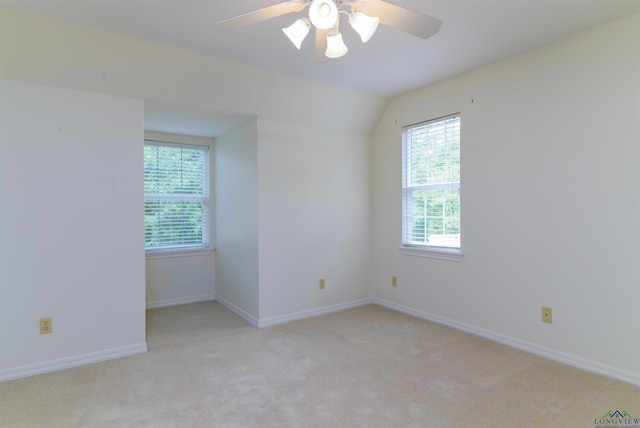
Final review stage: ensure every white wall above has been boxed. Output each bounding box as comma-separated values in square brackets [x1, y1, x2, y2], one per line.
[215, 119, 260, 320]
[371, 14, 640, 381]
[0, 7, 384, 377]
[0, 80, 146, 378]
[0, 7, 385, 137]
[215, 118, 374, 324]
[143, 131, 216, 308]
[257, 120, 372, 322]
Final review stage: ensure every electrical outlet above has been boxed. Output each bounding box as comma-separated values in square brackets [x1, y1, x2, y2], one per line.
[40, 317, 52, 334]
[392, 275, 398, 287]
[541, 307, 552, 323]
[319, 278, 325, 290]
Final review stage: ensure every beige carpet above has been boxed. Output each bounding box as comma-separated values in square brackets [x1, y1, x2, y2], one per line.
[1, 302, 638, 427]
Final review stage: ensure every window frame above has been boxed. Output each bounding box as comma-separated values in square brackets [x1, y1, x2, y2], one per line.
[144, 139, 212, 258]
[399, 113, 463, 262]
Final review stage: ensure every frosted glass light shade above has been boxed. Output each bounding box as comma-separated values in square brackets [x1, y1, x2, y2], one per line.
[349, 12, 379, 43]
[325, 30, 348, 58]
[282, 17, 311, 49]
[309, 0, 338, 30]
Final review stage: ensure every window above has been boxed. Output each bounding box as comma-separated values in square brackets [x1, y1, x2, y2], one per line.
[401, 114, 462, 260]
[144, 141, 210, 253]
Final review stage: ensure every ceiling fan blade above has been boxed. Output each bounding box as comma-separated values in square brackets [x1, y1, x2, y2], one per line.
[214, 1, 307, 31]
[356, 0, 442, 39]
[315, 28, 331, 63]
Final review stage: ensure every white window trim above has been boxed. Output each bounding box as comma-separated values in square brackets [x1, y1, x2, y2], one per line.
[398, 245, 463, 262]
[144, 139, 211, 254]
[146, 247, 214, 259]
[401, 113, 462, 261]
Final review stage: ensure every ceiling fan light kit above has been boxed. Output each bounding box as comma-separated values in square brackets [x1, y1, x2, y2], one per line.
[215, 0, 442, 62]
[287, 0, 377, 58]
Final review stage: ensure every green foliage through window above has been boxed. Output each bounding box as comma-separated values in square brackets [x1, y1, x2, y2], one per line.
[144, 142, 210, 251]
[402, 114, 461, 248]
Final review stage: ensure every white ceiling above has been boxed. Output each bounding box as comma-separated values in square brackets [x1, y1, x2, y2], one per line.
[2, 0, 639, 98]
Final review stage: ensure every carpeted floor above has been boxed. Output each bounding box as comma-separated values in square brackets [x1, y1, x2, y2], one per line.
[1, 301, 638, 427]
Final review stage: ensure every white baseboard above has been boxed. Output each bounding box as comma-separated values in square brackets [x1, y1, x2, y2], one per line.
[215, 295, 260, 327]
[215, 296, 374, 329]
[146, 293, 216, 309]
[372, 296, 640, 387]
[258, 297, 374, 328]
[7, 297, 636, 386]
[0, 343, 148, 383]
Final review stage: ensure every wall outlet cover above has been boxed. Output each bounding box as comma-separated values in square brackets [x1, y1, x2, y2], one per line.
[40, 317, 52, 334]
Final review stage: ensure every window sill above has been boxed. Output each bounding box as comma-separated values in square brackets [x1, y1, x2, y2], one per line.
[398, 245, 463, 262]
[146, 248, 214, 259]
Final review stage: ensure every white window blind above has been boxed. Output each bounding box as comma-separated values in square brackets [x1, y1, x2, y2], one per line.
[144, 141, 210, 252]
[402, 114, 461, 249]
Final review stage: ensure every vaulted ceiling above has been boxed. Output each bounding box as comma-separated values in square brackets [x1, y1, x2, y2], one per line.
[2, 0, 638, 98]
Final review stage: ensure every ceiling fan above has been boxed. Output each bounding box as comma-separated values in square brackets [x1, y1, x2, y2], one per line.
[214, 0, 442, 62]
